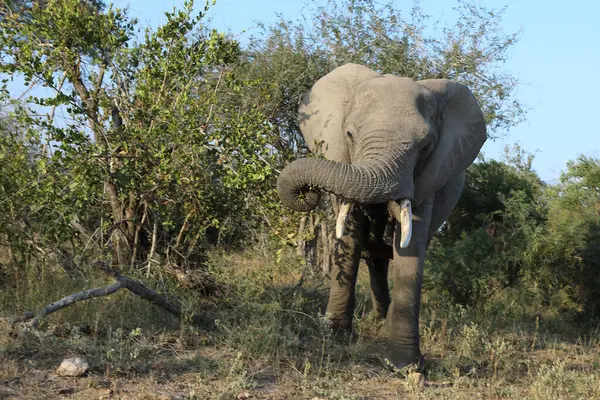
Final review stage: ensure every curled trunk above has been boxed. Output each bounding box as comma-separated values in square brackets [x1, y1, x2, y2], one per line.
[277, 157, 413, 212]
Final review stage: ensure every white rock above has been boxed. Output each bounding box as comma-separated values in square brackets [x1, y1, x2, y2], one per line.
[56, 357, 89, 377]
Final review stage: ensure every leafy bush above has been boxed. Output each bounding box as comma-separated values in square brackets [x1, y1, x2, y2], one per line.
[0, 0, 283, 274]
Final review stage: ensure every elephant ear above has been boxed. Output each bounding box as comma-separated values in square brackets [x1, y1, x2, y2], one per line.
[413, 79, 487, 205]
[298, 63, 381, 162]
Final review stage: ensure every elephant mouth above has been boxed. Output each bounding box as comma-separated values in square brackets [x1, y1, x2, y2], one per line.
[336, 199, 413, 249]
[276, 156, 416, 248]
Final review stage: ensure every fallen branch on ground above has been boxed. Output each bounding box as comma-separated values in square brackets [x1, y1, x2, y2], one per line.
[12, 261, 204, 329]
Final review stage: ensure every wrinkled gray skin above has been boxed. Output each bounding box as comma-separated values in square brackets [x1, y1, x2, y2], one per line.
[277, 63, 487, 369]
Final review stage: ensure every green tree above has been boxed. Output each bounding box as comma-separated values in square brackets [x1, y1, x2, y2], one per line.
[0, 97, 41, 260]
[426, 147, 546, 306]
[0, 0, 280, 273]
[525, 156, 600, 316]
[443, 145, 545, 244]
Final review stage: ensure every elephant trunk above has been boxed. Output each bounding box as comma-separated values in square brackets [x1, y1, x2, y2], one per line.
[276, 156, 415, 212]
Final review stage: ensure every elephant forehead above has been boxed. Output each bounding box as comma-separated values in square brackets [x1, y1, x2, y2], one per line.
[350, 78, 432, 139]
[353, 77, 425, 116]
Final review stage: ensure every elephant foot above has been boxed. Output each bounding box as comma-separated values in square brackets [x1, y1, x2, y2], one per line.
[327, 317, 357, 343]
[370, 310, 388, 322]
[378, 316, 392, 339]
[383, 347, 424, 373]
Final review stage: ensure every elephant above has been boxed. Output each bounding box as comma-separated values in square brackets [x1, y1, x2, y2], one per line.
[276, 63, 487, 369]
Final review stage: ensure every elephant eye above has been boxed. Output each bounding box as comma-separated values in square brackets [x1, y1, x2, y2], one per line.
[421, 141, 434, 156]
[346, 131, 354, 141]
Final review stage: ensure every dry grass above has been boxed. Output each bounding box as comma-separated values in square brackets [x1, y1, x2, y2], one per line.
[1, 249, 600, 399]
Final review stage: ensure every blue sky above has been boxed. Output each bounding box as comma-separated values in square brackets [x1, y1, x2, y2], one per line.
[25, 0, 600, 183]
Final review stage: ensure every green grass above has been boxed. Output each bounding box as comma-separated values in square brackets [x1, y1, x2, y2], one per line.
[1, 249, 600, 399]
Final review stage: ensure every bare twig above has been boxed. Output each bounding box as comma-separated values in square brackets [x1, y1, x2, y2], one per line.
[147, 217, 159, 276]
[48, 71, 68, 124]
[185, 226, 203, 258]
[130, 201, 148, 270]
[158, 39, 175, 99]
[93, 64, 106, 100]
[175, 209, 195, 249]
[18, 79, 38, 99]
[297, 215, 307, 256]
[321, 219, 331, 275]
[205, 68, 224, 126]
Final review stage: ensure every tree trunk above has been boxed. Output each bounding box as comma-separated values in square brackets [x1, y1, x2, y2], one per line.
[304, 214, 319, 269]
[320, 219, 331, 275]
[296, 215, 307, 257]
[67, 60, 137, 269]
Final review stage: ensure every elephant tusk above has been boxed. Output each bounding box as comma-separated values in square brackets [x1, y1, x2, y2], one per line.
[399, 199, 412, 248]
[388, 199, 412, 248]
[335, 201, 353, 239]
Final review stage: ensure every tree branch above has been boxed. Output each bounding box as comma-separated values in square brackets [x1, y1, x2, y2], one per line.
[175, 209, 195, 249]
[130, 201, 148, 270]
[13, 261, 204, 329]
[48, 71, 68, 124]
[26, 281, 124, 328]
[93, 63, 106, 100]
[146, 217, 159, 276]
[67, 58, 101, 140]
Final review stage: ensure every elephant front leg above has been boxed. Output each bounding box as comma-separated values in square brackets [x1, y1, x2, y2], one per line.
[385, 199, 433, 369]
[326, 205, 365, 333]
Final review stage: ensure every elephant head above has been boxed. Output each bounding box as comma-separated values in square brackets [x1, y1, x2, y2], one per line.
[277, 63, 486, 246]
